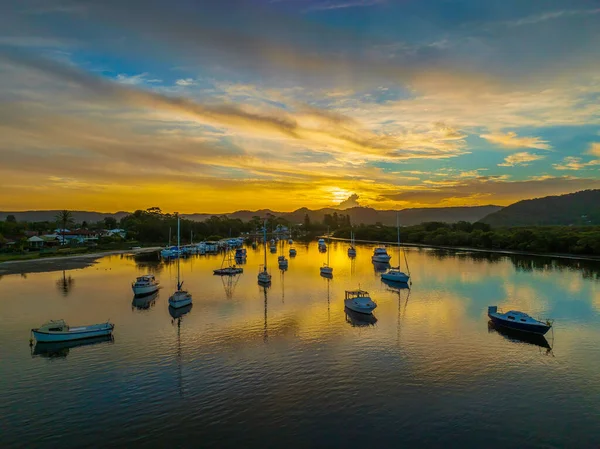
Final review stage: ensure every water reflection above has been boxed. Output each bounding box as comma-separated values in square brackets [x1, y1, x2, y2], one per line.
[221, 274, 241, 299]
[168, 303, 193, 320]
[132, 291, 159, 311]
[373, 262, 390, 273]
[56, 270, 75, 296]
[344, 307, 377, 327]
[487, 321, 553, 354]
[262, 285, 269, 343]
[31, 335, 114, 359]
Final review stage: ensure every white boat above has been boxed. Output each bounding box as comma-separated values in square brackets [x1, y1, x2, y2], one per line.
[381, 213, 410, 284]
[169, 214, 193, 309]
[348, 230, 356, 257]
[258, 221, 272, 285]
[344, 290, 377, 315]
[131, 274, 160, 296]
[319, 229, 333, 276]
[32, 319, 114, 343]
[289, 247, 297, 256]
[371, 247, 391, 263]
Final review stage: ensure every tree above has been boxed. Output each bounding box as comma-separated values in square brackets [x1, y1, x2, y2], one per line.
[303, 214, 311, 230]
[104, 217, 117, 229]
[55, 210, 74, 246]
[6, 215, 16, 223]
[81, 220, 88, 229]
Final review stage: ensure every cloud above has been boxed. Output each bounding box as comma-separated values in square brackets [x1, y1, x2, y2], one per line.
[305, 0, 386, 12]
[115, 73, 162, 85]
[480, 132, 551, 150]
[175, 78, 196, 86]
[503, 9, 600, 28]
[587, 142, 600, 157]
[380, 176, 600, 206]
[498, 152, 545, 167]
[552, 156, 600, 171]
[336, 193, 360, 209]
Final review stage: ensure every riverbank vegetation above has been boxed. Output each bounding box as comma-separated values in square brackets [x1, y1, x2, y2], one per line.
[333, 222, 600, 256]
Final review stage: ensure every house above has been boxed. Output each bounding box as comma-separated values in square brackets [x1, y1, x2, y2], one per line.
[49, 229, 100, 244]
[104, 228, 126, 239]
[27, 236, 44, 248]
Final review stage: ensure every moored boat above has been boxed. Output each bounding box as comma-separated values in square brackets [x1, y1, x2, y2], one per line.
[319, 229, 333, 276]
[372, 247, 391, 263]
[258, 221, 272, 285]
[168, 214, 193, 309]
[381, 213, 410, 284]
[32, 319, 114, 343]
[344, 290, 377, 314]
[487, 306, 553, 335]
[131, 274, 160, 296]
[289, 247, 297, 256]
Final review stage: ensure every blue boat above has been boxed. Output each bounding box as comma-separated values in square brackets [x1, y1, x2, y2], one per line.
[487, 306, 553, 335]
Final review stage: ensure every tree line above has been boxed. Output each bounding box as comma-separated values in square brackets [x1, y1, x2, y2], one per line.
[333, 221, 600, 256]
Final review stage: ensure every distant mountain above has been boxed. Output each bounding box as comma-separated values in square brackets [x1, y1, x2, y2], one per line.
[479, 190, 600, 226]
[215, 205, 502, 226]
[1, 205, 503, 226]
[0, 210, 130, 223]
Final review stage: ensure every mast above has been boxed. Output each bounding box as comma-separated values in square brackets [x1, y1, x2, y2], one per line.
[263, 220, 267, 271]
[327, 226, 330, 267]
[177, 214, 181, 290]
[168, 227, 171, 246]
[396, 212, 401, 270]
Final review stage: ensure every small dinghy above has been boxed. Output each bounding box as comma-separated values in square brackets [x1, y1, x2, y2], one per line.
[344, 290, 377, 315]
[488, 306, 553, 335]
[32, 319, 114, 343]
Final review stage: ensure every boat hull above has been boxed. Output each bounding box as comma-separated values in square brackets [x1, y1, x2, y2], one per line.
[132, 284, 159, 296]
[344, 299, 376, 315]
[32, 324, 114, 342]
[381, 271, 409, 283]
[320, 267, 333, 275]
[372, 255, 391, 263]
[169, 297, 192, 308]
[488, 314, 551, 335]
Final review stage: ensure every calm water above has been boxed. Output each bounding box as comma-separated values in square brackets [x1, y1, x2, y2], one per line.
[1, 242, 599, 448]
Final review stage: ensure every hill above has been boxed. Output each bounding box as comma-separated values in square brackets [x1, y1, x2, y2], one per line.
[479, 190, 600, 226]
[0, 210, 130, 223]
[1, 205, 502, 226]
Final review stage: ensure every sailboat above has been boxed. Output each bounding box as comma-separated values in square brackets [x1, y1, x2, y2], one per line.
[381, 213, 410, 284]
[348, 229, 356, 257]
[258, 222, 272, 285]
[213, 245, 244, 275]
[278, 239, 288, 269]
[320, 227, 333, 276]
[168, 214, 193, 309]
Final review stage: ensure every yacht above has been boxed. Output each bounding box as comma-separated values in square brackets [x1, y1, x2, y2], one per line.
[344, 290, 377, 315]
[371, 247, 391, 263]
[131, 274, 160, 296]
[31, 319, 114, 343]
[488, 306, 553, 335]
[319, 230, 333, 276]
[168, 214, 193, 309]
[381, 214, 410, 284]
[289, 247, 297, 257]
[258, 222, 272, 285]
[348, 230, 356, 257]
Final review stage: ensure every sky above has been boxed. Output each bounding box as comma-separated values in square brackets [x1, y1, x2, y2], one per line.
[0, 0, 599, 213]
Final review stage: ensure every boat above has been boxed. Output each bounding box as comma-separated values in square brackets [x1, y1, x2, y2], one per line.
[169, 214, 193, 309]
[371, 247, 391, 263]
[288, 239, 293, 244]
[131, 274, 160, 296]
[289, 247, 297, 257]
[487, 306, 553, 335]
[344, 290, 377, 314]
[381, 213, 410, 284]
[258, 221, 272, 285]
[31, 319, 114, 343]
[235, 248, 247, 259]
[160, 246, 180, 258]
[278, 255, 288, 269]
[348, 230, 356, 257]
[214, 247, 244, 275]
[319, 229, 333, 276]
[318, 238, 326, 251]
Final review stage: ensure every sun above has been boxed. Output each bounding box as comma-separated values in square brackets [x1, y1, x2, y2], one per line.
[329, 187, 352, 204]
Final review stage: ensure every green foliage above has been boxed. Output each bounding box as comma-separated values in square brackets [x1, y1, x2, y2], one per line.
[6, 215, 16, 223]
[333, 222, 600, 256]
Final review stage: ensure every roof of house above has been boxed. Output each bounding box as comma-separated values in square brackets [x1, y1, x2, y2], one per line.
[27, 236, 44, 242]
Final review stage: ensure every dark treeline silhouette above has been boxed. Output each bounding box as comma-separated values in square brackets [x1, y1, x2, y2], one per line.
[333, 221, 600, 256]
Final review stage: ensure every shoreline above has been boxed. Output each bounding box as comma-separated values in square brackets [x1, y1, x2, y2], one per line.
[0, 247, 160, 275]
[326, 237, 600, 262]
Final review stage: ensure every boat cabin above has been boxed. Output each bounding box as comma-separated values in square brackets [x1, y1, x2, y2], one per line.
[345, 290, 371, 300]
[38, 320, 68, 332]
[135, 275, 156, 284]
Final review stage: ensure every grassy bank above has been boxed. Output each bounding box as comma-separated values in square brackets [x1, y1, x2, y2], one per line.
[0, 242, 148, 263]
